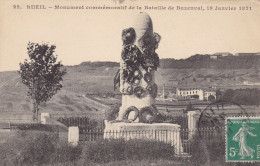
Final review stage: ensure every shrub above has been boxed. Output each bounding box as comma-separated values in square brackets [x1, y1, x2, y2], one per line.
[0, 131, 57, 166]
[155, 113, 188, 129]
[190, 134, 233, 166]
[57, 117, 100, 130]
[82, 138, 175, 163]
[190, 135, 209, 165]
[220, 88, 260, 106]
[0, 131, 82, 166]
[22, 133, 58, 165]
[105, 104, 120, 121]
[125, 139, 174, 160]
[83, 139, 125, 163]
[50, 141, 82, 164]
[10, 123, 57, 132]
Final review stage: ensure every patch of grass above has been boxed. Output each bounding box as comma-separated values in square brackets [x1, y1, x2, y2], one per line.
[65, 106, 74, 112]
[81, 138, 175, 164]
[59, 96, 75, 105]
[0, 131, 81, 166]
[43, 159, 185, 166]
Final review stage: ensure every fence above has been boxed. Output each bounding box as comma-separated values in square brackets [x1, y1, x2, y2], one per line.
[53, 113, 190, 131]
[55, 116, 105, 130]
[78, 127, 225, 141]
[156, 113, 189, 129]
[9, 123, 61, 133]
[51, 112, 105, 123]
[77, 127, 225, 156]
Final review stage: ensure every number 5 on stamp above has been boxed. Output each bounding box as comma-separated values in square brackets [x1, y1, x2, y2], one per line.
[226, 117, 260, 162]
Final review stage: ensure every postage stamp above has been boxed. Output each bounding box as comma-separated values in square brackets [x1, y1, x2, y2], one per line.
[226, 117, 260, 162]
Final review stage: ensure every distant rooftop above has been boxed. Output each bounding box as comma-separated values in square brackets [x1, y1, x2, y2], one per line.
[213, 52, 233, 56]
[177, 87, 216, 91]
[235, 53, 260, 56]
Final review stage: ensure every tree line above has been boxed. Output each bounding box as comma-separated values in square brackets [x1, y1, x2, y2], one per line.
[75, 54, 260, 70]
[160, 54, 260, 69]
[219, 88, 260, 106]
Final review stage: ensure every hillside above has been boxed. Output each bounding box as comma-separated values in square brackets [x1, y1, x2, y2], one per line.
[0, 58, 259, 123]
[66, 54, 260, 70]
[160, 54, 260, 69]
[63, 61, 259, 94]
[1, 61, 259, 96]
[0, 71, 108, 123]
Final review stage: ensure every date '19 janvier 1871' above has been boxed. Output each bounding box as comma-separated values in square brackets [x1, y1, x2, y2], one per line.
[208, 6, 252, 10]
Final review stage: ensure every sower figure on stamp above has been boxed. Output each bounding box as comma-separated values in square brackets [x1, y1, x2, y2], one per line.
[233, 122, 257, 159]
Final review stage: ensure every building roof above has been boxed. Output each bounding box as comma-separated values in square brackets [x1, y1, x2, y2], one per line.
[177, 87, 216, 92]
[214, 52, 232, 56]
[177, 87, 202, 91]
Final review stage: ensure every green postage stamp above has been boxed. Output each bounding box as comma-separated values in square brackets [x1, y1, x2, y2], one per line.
[226, 117, 260, 162]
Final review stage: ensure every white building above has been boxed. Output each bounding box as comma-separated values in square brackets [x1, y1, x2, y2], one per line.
[176, 88, 204, 100]
[214, 52, 233, 56]
[210, 55, 218, 60]
[176, 87, 216, 101]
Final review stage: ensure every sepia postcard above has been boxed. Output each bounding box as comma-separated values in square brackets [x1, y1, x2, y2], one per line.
[0, 0, 259, 165]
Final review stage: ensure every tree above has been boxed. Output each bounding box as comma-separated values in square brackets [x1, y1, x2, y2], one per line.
[221, 89, 234, 102]
[19, 42, 66, 121]
[216, 89, 222, 100]
[208, 95, 216, 102]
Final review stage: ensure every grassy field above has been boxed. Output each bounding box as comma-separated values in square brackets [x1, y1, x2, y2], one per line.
[0, 71, 108, 123]
[63, 65, 260, 94]
[0, 64, 259, 124]
[0, 129, 248, 166]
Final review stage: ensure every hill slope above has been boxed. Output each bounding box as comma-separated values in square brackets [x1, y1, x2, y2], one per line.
[0, 71, 108, 123]
[160, 54, 260, 69]
[0, 58, 259, 123]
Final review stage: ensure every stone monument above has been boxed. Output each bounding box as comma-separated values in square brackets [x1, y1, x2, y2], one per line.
[106, 12, 183, 154]
[115, 12, 161, 122]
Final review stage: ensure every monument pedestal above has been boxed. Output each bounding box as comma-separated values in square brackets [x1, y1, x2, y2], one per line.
[104, 120, 183, 154]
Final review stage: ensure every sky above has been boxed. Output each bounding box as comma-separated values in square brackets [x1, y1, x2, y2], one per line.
[0, 0, 259, 72]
